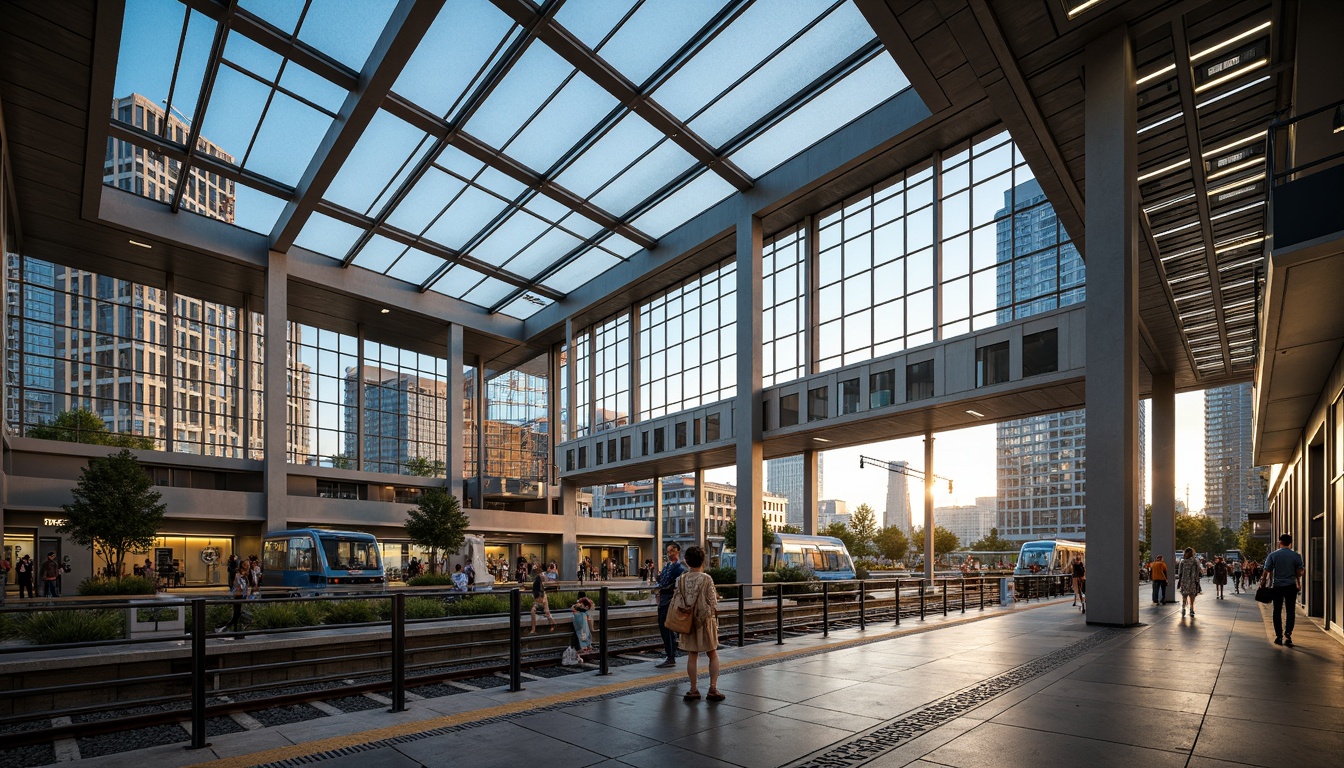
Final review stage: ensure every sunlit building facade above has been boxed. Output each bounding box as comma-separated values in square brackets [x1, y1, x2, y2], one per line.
[1204, 382, 1266, 529]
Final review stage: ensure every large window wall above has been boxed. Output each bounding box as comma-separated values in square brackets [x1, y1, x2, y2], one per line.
[637, 259, 737, 418]
[482, 353, 550, 497]
[290, 324, 356, 467]
[763, 227, 806, 386]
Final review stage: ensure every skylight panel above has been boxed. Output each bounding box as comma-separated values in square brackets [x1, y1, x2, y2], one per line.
[558, 0, 723, 86]
[294, 0, 397, 71]
[385, 246, 446, 285]
[422, 186, 510, 250]
[238, 0, 305, 35]
[245, 92, 333, 186]
[115, 0, 213, 124]
[223, 31, 284, 82]
[497, 294, 551, 319]
[324, 110, 428, 215]
[729, 53, 906, 177]
[462, 276, 518, 308]
[465, 43, 572, 151]
[503, 227, 586, 280]
[503, 73, 619, 172]
[197, 66, 271, 166]
[393, 0, 518, 119]
[629, 171, 735, 238]
[426, 265, 477, 299]
[543, 248, 622, 293]
[470, 210, 551, 269]
[349, 234, 408, 273]
[652, 0, 828, 121]
[231, 185, 288, 235]
[589, 139, 697, 217]
[689, 2, 875, 147]
[603, 233, 643, 258]
[294, 213, 364, 260]
[279, 63, 348, 113]
[386, 168, 468, 234]
[553, 113, 665, 198]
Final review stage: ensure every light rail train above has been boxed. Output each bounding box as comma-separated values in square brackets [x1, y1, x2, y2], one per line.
[1012, 539, 1085, 577]
[261, 528, 387, 595]
[722, 533, 857, 580]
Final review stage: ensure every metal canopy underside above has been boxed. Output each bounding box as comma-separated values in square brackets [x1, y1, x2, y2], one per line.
[860, 0, 1293, 395]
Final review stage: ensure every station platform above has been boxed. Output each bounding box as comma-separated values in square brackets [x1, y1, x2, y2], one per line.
[57, 591, 1343, 768]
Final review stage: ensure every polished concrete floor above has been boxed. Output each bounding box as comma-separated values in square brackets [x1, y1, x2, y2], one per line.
[63, 590, 1344, 768]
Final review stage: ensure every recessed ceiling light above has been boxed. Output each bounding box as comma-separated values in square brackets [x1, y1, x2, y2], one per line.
[966, 409, 985, 418]
[128, 240, 152, 249]
[813, 437, 830, 443]
[380, 308, 391, 314]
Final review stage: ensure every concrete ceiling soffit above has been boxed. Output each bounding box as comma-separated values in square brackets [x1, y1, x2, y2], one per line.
[854, 0, 953, 113]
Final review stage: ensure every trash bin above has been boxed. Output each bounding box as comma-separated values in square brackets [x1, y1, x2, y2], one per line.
[1001, 577, 1013, 604]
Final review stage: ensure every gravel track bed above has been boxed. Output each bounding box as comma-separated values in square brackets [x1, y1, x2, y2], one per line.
[77, 723, 189, 758]
[454, 675, 508, 689]
[0, 742, 55, 767]
[0, 718, 54, 735]
[246, 703, 328, 727]
[73, 703, 187, 723]
[206, 715, 247, 736]
[230, 680, 345, 702]
[326, 694, 388, 712]
[406, 683, 468, 698]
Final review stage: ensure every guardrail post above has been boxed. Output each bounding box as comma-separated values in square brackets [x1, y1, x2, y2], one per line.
[942, 579, 949, 616]
[776, 583, 784, 645]
[979, 577, 985, 610]
[821, 582, 829, 637]
[858, 580, 866, 630]
[188, 598, 209, 750]
[737, 585, 745, 647]
[390, 592, 406, 712]
[597, 587, 610, 676]
[508, 588, 524, 692]
[960, 577, 966, 614]
[894, 579, 901, 625]
[919, 579, 926, 620]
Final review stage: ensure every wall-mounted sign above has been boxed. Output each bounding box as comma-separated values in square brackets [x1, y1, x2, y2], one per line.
[1212, 179, 1265, 205]
[1204, 141, 1265, 174]
[1194, 38, 1269, 88]
[43, 518, 67, 527]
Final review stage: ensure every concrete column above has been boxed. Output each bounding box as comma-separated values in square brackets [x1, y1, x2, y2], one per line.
[354, 326, 365, 471]
[446, 324, 465, 502]
[652, 476, 665, 561]
[1151, 372, 1176, 602]
[564, 318, 576, 442]
[472, 360, 486, 509]
[560, 479, 579, 580]
[802, 450, 820, 534]
[1084, 25, 1140, 626]
[693, 468, 707, 548]
[164, 274, 176, 451]
[263, 252, 289, 532]
[924, 433, 935, 582]
[735, 215, 765, 591]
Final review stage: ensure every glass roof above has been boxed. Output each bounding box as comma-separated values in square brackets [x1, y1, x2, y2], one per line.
[108, 0, 918, 318]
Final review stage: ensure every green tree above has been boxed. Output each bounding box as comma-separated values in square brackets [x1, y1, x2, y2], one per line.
[848, 504, 879, 558]
[910, 525, 961, 560]
[1236, 520, 1268, 562]
[403, 489, 469, 574]
[1175, 513, 1221, 558]
[721, 515, 776, 552]
[872, 525, 909, 565]
[57, 449, 166, 580]
[779, 524, 801, 534]
[404, 457, 445, 477]
[328, 454, 354, 470]
[722, 518, 736, 550]
[968, 527, 1016, 552]
[28, 409, 155, 449]
[822, 521, 859, 555]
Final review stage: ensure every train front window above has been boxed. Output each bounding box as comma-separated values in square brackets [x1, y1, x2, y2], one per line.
[322, 539, 380, 571]
[287, 538, 315, 571]
[1020, 548, 1052, 571]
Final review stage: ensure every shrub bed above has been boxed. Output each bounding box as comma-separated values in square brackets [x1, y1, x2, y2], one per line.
[12, 610, 124, 644]
[77, 576, 157, 595]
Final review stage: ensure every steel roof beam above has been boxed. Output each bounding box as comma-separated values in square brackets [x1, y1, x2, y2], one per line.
[268, 0, 445, 252]
[107, 120, 295, 200]
[180, 0, 359, 91]
[488, 0, 755, 193]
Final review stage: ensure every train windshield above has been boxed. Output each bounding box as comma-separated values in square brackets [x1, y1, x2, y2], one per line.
[804, 547, 852, 572]
[321, 538, 380, 571]
[1018, 545, 1054, 571]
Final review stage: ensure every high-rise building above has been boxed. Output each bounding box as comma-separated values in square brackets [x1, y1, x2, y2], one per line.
[884, 460, 912, 534]
[995, 179, 1088, 543]
[599, 475, 786, 550]
[107, 94, 236, 223]
[933, 497, 997, 546]
[767, 453, 823, 529]
[1204, 383, 1266, 529]
[818, 499, 849, 529]
[343, 366, 449, 475]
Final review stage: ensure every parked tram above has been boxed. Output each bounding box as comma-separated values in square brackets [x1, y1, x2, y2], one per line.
[1012, 539, 1085, 577]
[722, 533, 857, 580]
[261, 529, 387, 595]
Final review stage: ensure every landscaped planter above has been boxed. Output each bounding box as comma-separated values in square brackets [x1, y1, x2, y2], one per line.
[126, 595, 185, 638]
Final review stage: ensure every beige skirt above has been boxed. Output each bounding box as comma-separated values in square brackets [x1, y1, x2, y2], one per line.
[679, 613, 719, 652]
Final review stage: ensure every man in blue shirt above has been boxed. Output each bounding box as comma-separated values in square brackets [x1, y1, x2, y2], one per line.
[1262, 533, 1305, 647]
[653, 543, 686, 668]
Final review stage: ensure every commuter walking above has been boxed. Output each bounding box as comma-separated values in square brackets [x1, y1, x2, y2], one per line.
[1149, 555, 1168, 605]
[652, 542, 686, 668]
[1232, 559, 1244, 594]
[15, 555, 34, 599]
[1261, 533, 1305, 647]
[674, 546, 723, 702]
[223, 564, 248, 638]
[40, 552, 62, 599]
[1177, 547, 1202, 617]
[1212, 556, 1228, 599]
[1070, 555, 1086, 613]
[529, 566, 555, 634]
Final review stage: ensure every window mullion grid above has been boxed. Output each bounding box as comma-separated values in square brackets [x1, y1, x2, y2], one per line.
[932, 151, 944, 342]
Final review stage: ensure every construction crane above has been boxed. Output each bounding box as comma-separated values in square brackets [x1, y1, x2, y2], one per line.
[858, 455, 954, 494]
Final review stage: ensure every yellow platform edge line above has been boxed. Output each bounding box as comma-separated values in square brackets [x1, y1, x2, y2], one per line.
[188, 600, 1059, 768]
